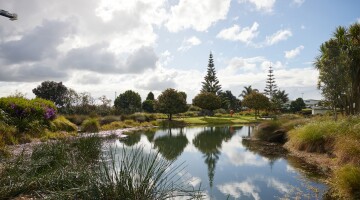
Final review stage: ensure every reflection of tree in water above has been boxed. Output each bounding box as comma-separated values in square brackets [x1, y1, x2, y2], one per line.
[143, 129, 156, 143]
[193, 127, 234, 188]
[154, 128, 188, 161]
[241, 139, 286, 169]
[120, 133, 141, 146]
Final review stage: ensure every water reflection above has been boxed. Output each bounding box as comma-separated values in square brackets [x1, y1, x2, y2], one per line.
[113, 125, 327, 199]
[192, 126, 235, 187]
[154, 128, 188, 160]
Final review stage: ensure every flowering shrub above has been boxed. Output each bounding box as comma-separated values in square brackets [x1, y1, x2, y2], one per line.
[0, 97, 57, 132]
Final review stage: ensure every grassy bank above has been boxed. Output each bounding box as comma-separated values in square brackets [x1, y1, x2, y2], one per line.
[0, 136, 202, 199]
[182, 115, 257, 125]
[253, 115, 360, 199]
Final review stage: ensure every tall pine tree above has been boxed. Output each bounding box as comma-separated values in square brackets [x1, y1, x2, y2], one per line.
[201, 52, 222, 94]
[264, 65, 278, 99]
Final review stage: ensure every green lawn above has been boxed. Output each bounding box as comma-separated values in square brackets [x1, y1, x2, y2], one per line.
[181, 116, 257, 125]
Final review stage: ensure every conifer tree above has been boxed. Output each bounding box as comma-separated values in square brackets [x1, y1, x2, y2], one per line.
[264, 65, 278, 99]
[201, 52, 222, 94]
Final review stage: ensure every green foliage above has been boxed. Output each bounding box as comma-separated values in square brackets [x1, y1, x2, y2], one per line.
[99, 115, 120, 125]
[253, 121, 287, 143]
[65, 114, 87, 126]
[331, 165, 360, 199]
[271, 90, 289, 111]
[188, 105, 202, 111]
[81, 118, 100, 133]
[288, 120, 338, 152]
[315, 22, 360, 115]
[290, 98, 306, 113]
[32, 81, 68, 107]
[264, 65, 278, 98]
[51, 116, 78, 132]
[201, 52, 222, 94]
[0, 97, 57, 133]
[155, 88, 187, 120]
[0, 137, 202, 199]
[146, 91, 155, 100]
[192, 92, 222, 114]
[218, 90, 241, 111]
[242, 92, 270, 119]
[142, 99, 155, 113]
[114, 90, 142, 114]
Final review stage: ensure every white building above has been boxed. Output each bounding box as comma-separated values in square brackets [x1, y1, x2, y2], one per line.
[304, 99, 320, 108]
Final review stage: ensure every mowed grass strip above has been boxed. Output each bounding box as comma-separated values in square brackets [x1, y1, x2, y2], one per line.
[183, 116, 256, 125]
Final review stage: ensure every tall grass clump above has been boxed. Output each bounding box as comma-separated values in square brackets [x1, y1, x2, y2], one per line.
[51, 115, 78, 132]
[330, 165, 360, 199]
[287, 120, 339, 153]
[0, 137, 202, 199]
[253, 120, 287, 143]
[81, 118, 100, 133]
[85, 147, 203, 199]
[0, 136, 102, 199]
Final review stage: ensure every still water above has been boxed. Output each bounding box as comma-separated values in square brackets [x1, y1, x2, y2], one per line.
[110, 126, 327, 200]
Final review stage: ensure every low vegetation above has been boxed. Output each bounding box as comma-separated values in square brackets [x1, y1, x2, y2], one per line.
[0, 136, 203, 199]
[252, 115, 360, 199]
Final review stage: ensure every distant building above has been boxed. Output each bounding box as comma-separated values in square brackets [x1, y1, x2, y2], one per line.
[312, 106, 331, 115]
[304, 99, 320, 108]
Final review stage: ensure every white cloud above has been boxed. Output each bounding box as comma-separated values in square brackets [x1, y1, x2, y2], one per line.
[358, 18, 360, 23]
[216, 22, 259, 44]
[284, 45, 304, 59]
[178, 36, 202, 52]
[293, 0, 305, 6]
[301, 25, 306, 29]
[239, 0, 276, 13]
[217, 181, 260, 200]
[166, 0, 231, 32]
[266, 29, 292, 45]
[224, 56, 266, 73]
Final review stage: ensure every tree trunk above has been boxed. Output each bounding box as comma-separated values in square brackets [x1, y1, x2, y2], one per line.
[169, 113, 172, 121]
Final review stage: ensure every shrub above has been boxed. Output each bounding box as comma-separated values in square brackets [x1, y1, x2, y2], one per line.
[287, 120, 338, 153]
[188, 105, 202, 111]
[101, 121, 127, 130]
[0, 97, 57, 133]
[254, 121, 287, 143]
[51, 116, 78, 132]
[331, 165, 360, 199]
[64, 115, 87, 126]
[99, 115, 120, 125]
[81, 118, 100, 133]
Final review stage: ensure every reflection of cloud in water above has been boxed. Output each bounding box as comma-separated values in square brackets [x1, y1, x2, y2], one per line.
[217, 181, 260, 200]
[286, 164, 296, 173]
[177, 171, 202, 187]
[221, 135, 268, 167]
[267, 177, 289, 193]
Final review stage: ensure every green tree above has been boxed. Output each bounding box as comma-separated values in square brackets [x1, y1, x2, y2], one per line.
[32, 81, 68, 107]
[271, 90, 289, 111]
[146, 92, 155, 100]
[142, 100, 155, 113]
[201, 52, 222, 94]
[192, 92, 222, 115]
[155, 88, 187, 120]
[315, 22, 360, 115]
[239, 85, 258, 99]
[264, 65, 278, 99]
[114, 90, 142, 114]
[218, 90, 241, 111]
[242, 92, 270, 119]
[290, 98, 306, 113]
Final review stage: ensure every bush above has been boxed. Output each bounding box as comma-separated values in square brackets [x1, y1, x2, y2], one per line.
[188, 105, 202, 111]
[51, 116, 78, 132]
[254, 121, 287, 143]
[99, 115, 120, 125]
[81, 118, 100, 133]
[64, 115, 87, 126]
[0, 97, 57, 133]
[287, 120, 338, 153]
[331, 165, 360, 199]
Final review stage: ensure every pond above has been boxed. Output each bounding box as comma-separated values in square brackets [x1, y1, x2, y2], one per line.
[108, 125, 328, 200]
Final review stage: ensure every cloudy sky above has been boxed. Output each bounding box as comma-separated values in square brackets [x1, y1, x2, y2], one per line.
[0, 0, 359, 103]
